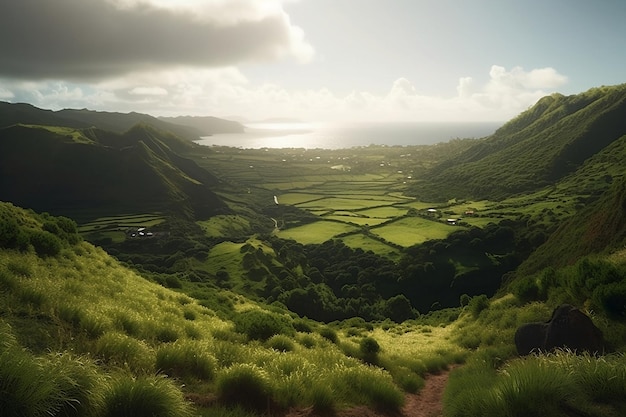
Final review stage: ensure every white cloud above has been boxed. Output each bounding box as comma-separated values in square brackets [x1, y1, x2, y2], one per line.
[1, 65, 569, 122]
[128, 86, 169, 96]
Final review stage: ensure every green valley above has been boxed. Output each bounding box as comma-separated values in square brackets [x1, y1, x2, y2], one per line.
[1, 85, 626, 417]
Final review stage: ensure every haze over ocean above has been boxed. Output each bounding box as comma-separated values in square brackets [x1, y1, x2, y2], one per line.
[197, 121, 502, 149]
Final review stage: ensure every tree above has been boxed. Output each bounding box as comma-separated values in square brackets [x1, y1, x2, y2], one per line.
[385, 294, 417, 323]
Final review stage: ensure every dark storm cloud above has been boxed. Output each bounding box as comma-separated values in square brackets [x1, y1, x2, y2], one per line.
[0, 0, 307, 80]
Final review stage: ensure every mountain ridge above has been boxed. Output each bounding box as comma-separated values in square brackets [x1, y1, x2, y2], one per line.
[0, 101, 243, 140]
[410, 84, 626, 201]
[0, 124, 228, 220]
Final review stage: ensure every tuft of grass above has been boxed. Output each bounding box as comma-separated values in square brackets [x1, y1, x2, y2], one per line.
[94, 332, 154, 373]
[155, 341, 216, 380]
[101, 373, 192, 417]
[319, 327, 338, 344]
[339, 366, 405, 411]
[444, 352, 626, 417]
[216, 364, 273, 413]
[266, 334, 296, 352]
[0, 325, 104, 417]
[391, 366, 425, 393]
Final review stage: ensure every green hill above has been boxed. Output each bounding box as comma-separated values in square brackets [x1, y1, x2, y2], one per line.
[0, 124, 228, 219]
[0, 101, 243, 140]
[159, 115, 244, 135]
[410, 84, 626, 201]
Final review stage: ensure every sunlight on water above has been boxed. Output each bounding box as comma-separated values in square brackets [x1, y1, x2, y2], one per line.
[196, 121, 501, 149]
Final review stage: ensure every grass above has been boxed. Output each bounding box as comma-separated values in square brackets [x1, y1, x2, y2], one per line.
[2, 232, 476, 416]
[371, 217, 459, 247]
[444, 352, 626, 417]
[277, 220, 359, 244]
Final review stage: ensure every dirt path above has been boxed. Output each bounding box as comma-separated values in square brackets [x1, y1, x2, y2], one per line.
[399, 368, 454, 417]
[286, 367, 455, 417]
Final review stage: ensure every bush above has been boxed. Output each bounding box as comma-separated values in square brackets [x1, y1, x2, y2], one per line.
[29, 230, 62, 257]
[468, 294, 490, 317]
[164, 275, 183, 289]
[234, 310, 294, 341]
[359, 337, 380, 364]
[592, 282, 626, 318]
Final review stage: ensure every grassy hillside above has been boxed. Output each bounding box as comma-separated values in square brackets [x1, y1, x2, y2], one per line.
[159, 115, 244, 135]
[2, 202, 625, 417]
[410, 84, 626, 201]
[0, 201, 472, 416]
[0, 101, 243, 140]
[0, 124, 228, 220]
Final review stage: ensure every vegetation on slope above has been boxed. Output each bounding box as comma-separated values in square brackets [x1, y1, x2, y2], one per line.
[0, 101, 243, 139]
[411, 84, 626, 201]
[1, 202, 467, 416]
[0, 124, 228, 220]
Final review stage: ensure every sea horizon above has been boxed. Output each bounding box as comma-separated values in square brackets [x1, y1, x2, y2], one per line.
[195, 121, 503, 150]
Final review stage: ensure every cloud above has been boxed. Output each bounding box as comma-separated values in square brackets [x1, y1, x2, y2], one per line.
[0, 65, 569, 122]
[0, 0, 313, 80]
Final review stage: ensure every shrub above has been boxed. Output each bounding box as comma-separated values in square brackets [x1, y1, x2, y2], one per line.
[164, 275, 182, 289]
[234, 310, 294, 341]
[102, 374, 191, 417]
[0, 216, 28, 250]
[216, 364, 272, 412]
[29, 230, 62, 257]
[359, 337, 380, 364]
[592, 282, 626, 318]
[468, 294, 490, 317]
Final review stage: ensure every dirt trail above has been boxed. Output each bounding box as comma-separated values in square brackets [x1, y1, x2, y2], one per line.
[398, 368, 454, 417]
[286, 366, 455, 417]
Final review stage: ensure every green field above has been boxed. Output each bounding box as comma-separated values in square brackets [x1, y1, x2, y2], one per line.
[190, 146, 580, 254]
[277, 220, 359, 244]
[371, 217, 459, 247]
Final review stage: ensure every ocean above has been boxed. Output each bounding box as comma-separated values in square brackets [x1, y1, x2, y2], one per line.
[195, 121, 502, 149]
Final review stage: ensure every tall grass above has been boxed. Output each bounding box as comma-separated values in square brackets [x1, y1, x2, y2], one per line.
[155, 340, 216, 380]
[101, 373, 192, 417]
[93, 332, 155, 373]
[444, 352, 626, 417]
[0, 322, 104, 417]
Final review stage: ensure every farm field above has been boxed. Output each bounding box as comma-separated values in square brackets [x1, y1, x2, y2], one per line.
[188, 145, 580, 254]
[77, 213, 165, 243]
[277, 220, 359, 244]
[371, 217, 459, 247]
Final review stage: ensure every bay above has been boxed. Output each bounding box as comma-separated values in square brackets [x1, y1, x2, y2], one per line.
[196, 121, 502, 150]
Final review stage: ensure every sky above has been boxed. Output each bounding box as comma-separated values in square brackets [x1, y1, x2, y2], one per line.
[1, 0, 625, 123]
